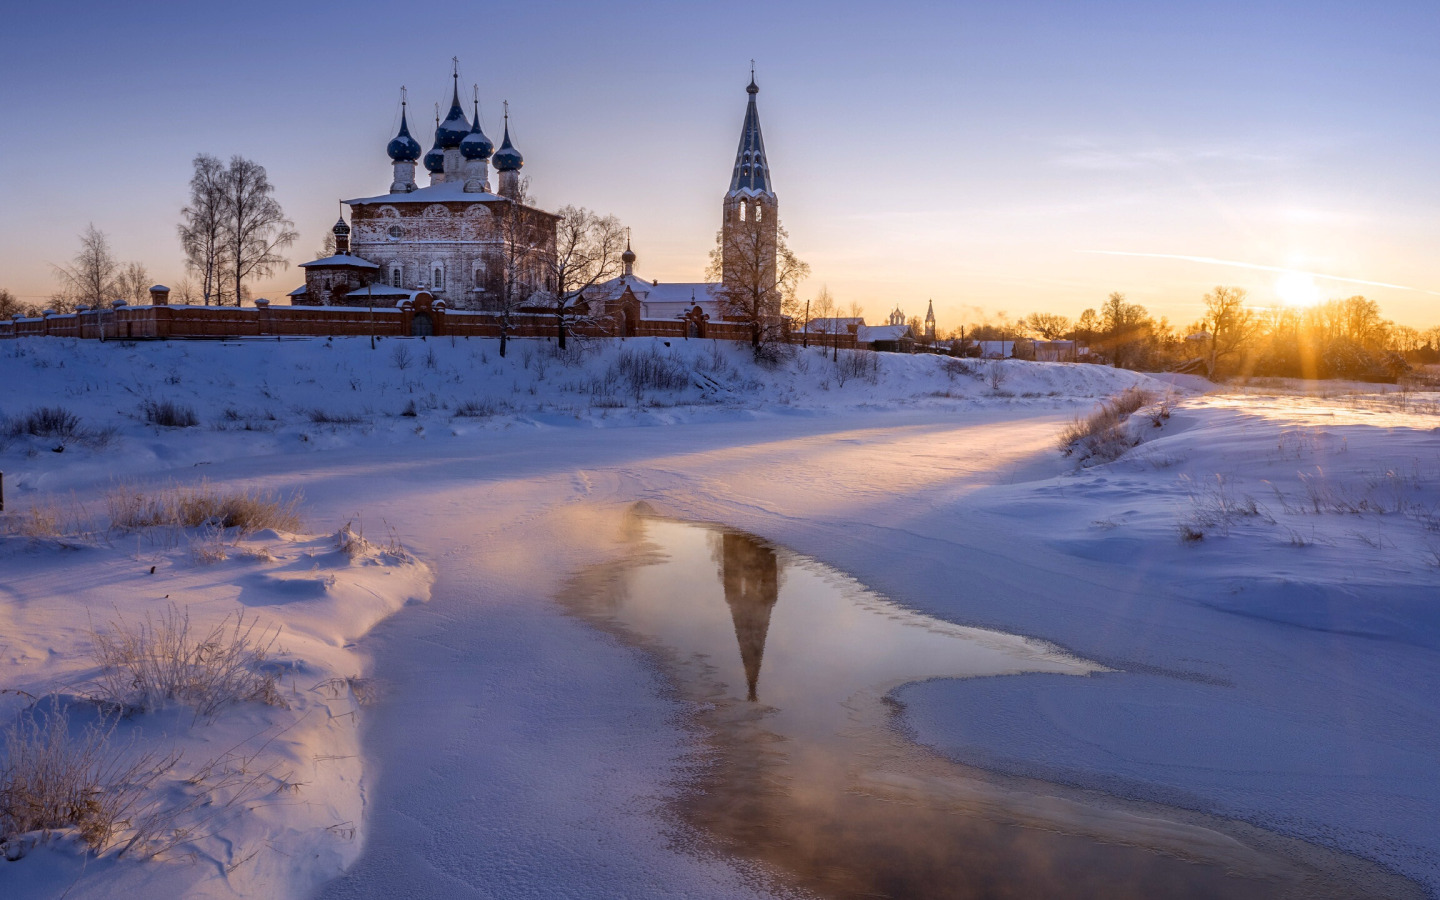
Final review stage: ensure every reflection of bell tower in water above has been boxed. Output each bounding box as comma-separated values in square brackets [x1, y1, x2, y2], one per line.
[720, 533, 780, 702]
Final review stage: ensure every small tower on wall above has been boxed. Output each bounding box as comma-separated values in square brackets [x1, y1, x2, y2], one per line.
[722, 70, 778, 305]
[333, 216, 351, 255]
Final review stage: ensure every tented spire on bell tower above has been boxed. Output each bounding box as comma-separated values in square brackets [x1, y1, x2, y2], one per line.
[728, 64, 773, 199]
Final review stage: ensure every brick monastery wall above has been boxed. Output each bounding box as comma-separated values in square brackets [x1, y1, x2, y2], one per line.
[0, 304, 856, 348]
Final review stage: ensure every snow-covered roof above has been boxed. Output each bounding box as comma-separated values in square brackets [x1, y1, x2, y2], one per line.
[288, 285, 309, 297]
[345, 180, 504, 206]
[300, 254, 380, 269]
[804, 316, 864, 334]
[857, 324, 911, 344]
[597, 274, 720, 307]
[345, 284, 415, 299]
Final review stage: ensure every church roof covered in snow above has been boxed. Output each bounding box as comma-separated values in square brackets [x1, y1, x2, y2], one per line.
[346, 180, 506, 206]
[299, 254, 380, 269]
[857, 324, 912, 344]
[597, 274, 722, 318]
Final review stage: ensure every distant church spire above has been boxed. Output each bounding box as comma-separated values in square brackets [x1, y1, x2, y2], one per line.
[728, 66, 772, 197]
[925, 299, 936, 341]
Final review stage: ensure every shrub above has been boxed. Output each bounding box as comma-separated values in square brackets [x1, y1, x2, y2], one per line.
[88, 606, 286, 720]
[1058, 387, 1157, 465]
[454, 399, 500, 418]
[611, 346, 692, 399]
[141, 399, 198, 428]
[1, 704, 180, 856]
[107, 481, 303, 534]
[7, 407, 80, 440]
[307, 409, 365, 425]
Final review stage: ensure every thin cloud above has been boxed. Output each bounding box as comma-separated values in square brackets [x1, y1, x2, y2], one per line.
[1079, 250, 1440, 297]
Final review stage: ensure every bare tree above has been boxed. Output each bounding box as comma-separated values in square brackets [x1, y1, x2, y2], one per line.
[705, 214, 809, 349]
[1200, 286, 1258, 378]
[178, 154, 230, 306]
[53, 224, 118, 309]
[1098, 291, 1153, 369]
[218, 156, 298, 306]
[491, 180, 543, 358]
[171, 278, 198, 305]
[116, 261, 151, 304]
[537, 205, 626, 350]
[0, 288, 37, 318]
[1025, 311, 1071, 340]
[314, 231, 337, 261]
[809, 284, 835, 351]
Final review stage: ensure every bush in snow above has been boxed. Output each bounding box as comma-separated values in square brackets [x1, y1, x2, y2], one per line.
[140, 399, 199, 428]
[0, 704, 180, 857]
[88, 606, 286, 720]
[1057, 387, 1156, 465]
[106, 481, 303, 534]
[611, 345, 692, 400]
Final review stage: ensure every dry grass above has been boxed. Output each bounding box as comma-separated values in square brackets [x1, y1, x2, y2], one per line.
[1058, 387, 1157, 465]
[88, 606, 287, 720]
[0, 705, 180, 857]
[107, 480, 302, 534]
[140, 399, 199, 428]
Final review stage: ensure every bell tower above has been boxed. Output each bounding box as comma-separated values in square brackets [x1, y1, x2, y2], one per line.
[721, 67, 778, 305]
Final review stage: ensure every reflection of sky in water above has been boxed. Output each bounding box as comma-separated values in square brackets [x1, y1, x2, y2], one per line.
[615, 518, 1092, 742]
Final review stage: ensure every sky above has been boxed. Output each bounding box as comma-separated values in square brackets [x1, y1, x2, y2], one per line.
[2, 0, 1438, 330]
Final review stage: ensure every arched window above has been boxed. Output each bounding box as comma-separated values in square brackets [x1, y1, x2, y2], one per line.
[390, 266, 402, 288]
[738, 201, 747, 222]
[432, 263, 445, 291]
[474, 265, 485, 287]
[755, 205, 762, 222]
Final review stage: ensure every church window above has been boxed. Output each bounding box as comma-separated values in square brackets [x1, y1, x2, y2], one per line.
[755, 205, 762, 222]
[390, 266, 402, 287]
[387, 225, 403, 240]
[738, 201, 747, 222]
[433, 263, 445, 290]
[474, 265, 485, 287]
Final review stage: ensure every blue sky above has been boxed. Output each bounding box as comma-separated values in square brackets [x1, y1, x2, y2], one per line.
[3, 0, 1437, 328]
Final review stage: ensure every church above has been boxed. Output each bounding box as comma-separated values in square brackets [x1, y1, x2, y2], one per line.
[294, 65, 782, 337]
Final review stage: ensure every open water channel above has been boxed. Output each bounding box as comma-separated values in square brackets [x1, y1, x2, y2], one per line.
[561, 514, 1413, 899]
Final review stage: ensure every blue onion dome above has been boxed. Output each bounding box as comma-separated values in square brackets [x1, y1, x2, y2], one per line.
[460, 100, 493, 160]
[387, 105, 422, 162]
[332, 216, 350, 236]
[423, 123, 445, 173]
[436, 78, 470, 149]
[493, 121, 523, 172]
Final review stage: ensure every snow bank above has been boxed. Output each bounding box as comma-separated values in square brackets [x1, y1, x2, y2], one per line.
[0, 509, 431, 898]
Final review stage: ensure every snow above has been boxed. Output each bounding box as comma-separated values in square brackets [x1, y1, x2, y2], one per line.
[2, 336, 1437, 897]
[344, 181, 503, 206]
[298, 256, 380, 269]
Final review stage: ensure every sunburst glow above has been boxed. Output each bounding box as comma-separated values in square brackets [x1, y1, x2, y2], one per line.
[1274, 271, 1323, 307]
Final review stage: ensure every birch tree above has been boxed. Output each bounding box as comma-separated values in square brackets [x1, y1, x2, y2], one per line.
[52, 224, 118, 309]
[178, 154, 229, 305]
[218, 156, 297, 306]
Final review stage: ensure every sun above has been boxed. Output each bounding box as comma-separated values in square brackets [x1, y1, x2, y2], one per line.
[1274, 271, 1323, 308]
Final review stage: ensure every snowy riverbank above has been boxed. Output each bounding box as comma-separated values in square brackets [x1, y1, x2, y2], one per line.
[3, 336, 1437, 897]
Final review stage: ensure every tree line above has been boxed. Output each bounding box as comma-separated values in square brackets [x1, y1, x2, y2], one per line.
[947, 288, 1439, 381]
